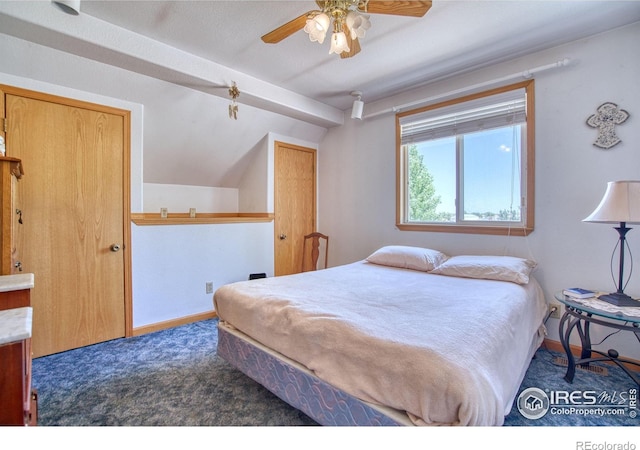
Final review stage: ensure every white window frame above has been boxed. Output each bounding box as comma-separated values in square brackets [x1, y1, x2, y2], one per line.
[395, 81, 535, 236]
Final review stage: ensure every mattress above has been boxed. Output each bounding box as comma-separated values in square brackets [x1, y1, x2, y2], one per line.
[214, 260, 547, 426]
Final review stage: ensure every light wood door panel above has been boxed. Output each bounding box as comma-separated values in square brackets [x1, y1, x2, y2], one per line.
[274, 142, 316, 276]
[6, 92, 127, 357]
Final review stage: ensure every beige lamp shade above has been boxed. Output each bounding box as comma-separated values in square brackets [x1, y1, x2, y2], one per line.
[583, 181, 640, 224]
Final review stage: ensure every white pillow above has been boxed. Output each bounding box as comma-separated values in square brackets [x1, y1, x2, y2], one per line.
[429, 255, 537, 284]
[366, 245, 449, 272]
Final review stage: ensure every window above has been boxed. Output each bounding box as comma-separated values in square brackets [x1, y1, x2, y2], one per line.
[396, 81, 534, 236]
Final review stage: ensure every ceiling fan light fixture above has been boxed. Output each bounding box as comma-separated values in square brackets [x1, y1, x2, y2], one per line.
[346, 11, 370, 39]
[304, 13, 330, 44]
[329, 31, 350, 55]
[262, 1, 432, 59]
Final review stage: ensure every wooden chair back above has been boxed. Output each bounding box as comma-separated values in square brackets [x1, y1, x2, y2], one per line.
[301, 232, 329, 272]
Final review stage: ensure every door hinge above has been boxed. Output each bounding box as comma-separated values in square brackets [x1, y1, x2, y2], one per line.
[2, 118, 6, 133]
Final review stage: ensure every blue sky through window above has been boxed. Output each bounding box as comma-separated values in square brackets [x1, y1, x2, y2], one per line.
[416, 125, 521, 218]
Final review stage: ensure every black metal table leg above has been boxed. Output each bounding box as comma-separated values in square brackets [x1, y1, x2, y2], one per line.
[578, 315, 593, 361]
[559, 310, 581, 383]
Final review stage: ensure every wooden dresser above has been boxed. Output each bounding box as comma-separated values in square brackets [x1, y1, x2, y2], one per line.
[0, 273, 36, 426]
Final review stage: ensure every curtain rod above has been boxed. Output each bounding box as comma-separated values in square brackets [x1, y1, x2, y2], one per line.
[363, 58, 572, 120]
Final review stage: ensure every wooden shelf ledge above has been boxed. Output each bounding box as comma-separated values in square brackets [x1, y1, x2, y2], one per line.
[131, 212, 274, 226]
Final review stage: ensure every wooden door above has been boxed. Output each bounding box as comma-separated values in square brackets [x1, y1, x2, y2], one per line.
[3, 87, 131, 357]
[274, 142, 316, 276]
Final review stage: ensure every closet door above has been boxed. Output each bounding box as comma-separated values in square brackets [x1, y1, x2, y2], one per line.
[4, 87, 131, 357]
[274, 142, 316, 276]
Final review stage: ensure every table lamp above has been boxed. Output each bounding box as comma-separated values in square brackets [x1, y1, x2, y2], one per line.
[583, 180, 640, 306]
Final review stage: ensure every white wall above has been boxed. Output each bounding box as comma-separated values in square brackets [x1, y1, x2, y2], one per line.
[319, 23, 640, 360]
[143, 183, 239, 214]
[238, 137, 270, 213]
[131, 222, 274, 326]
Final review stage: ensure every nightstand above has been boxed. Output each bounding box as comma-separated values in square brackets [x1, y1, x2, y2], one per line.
[555, 292, 640, 387]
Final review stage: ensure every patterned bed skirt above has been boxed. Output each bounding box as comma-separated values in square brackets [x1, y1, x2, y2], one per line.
[217, 323, 408, 426]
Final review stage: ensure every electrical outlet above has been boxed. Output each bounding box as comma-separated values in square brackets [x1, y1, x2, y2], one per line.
[206, 282, 214, 294]
[549, 302, 562, 319]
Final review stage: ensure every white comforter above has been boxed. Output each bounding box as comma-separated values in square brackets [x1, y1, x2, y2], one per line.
[213, 261, 547, 426]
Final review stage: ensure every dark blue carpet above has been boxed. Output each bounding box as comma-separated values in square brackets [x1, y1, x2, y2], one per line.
[31, 318, 638, 426]
[32, 319, 315, 426]
[504, 345, 638, 426]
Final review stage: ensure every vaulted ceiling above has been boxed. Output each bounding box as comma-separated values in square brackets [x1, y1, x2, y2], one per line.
[76, 1, 640, 113]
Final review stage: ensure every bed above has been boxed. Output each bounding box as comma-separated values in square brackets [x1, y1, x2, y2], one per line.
[213, 245, 548, 426]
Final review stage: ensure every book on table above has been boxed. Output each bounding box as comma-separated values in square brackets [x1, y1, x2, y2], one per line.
[563, 288, 596, 299]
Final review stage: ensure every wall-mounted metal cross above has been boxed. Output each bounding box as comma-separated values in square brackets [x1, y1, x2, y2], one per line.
[586, 102, 629, 149]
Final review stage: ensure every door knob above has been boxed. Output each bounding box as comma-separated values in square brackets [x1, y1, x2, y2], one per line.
[279, 234, 287, 240]
[111, 244, 121, 252]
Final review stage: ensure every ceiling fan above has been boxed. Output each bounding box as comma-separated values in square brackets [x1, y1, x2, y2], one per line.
[261, 1, 432, 59]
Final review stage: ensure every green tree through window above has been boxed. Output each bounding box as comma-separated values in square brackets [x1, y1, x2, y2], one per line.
[408, 145, 442, 221]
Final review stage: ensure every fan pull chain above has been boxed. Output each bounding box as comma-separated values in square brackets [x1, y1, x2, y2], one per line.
[228, 82, 240, 120]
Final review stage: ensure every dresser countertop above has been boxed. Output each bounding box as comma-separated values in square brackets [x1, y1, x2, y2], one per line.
[0, 273, 34, 292]
[0, 307, 32, 345]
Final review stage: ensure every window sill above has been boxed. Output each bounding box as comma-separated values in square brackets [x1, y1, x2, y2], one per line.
[131, 212, 274, 226]
[396, 223, 533, 236]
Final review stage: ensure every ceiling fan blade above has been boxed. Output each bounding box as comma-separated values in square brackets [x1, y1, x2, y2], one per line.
[340, 40, 361, 59]
[360, 1, 432, 17]
[340, 27, 361, 59]
[261, 12, 313, 43]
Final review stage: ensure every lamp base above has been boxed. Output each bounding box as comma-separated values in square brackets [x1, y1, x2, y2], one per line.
[598, 292, 639, 307]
